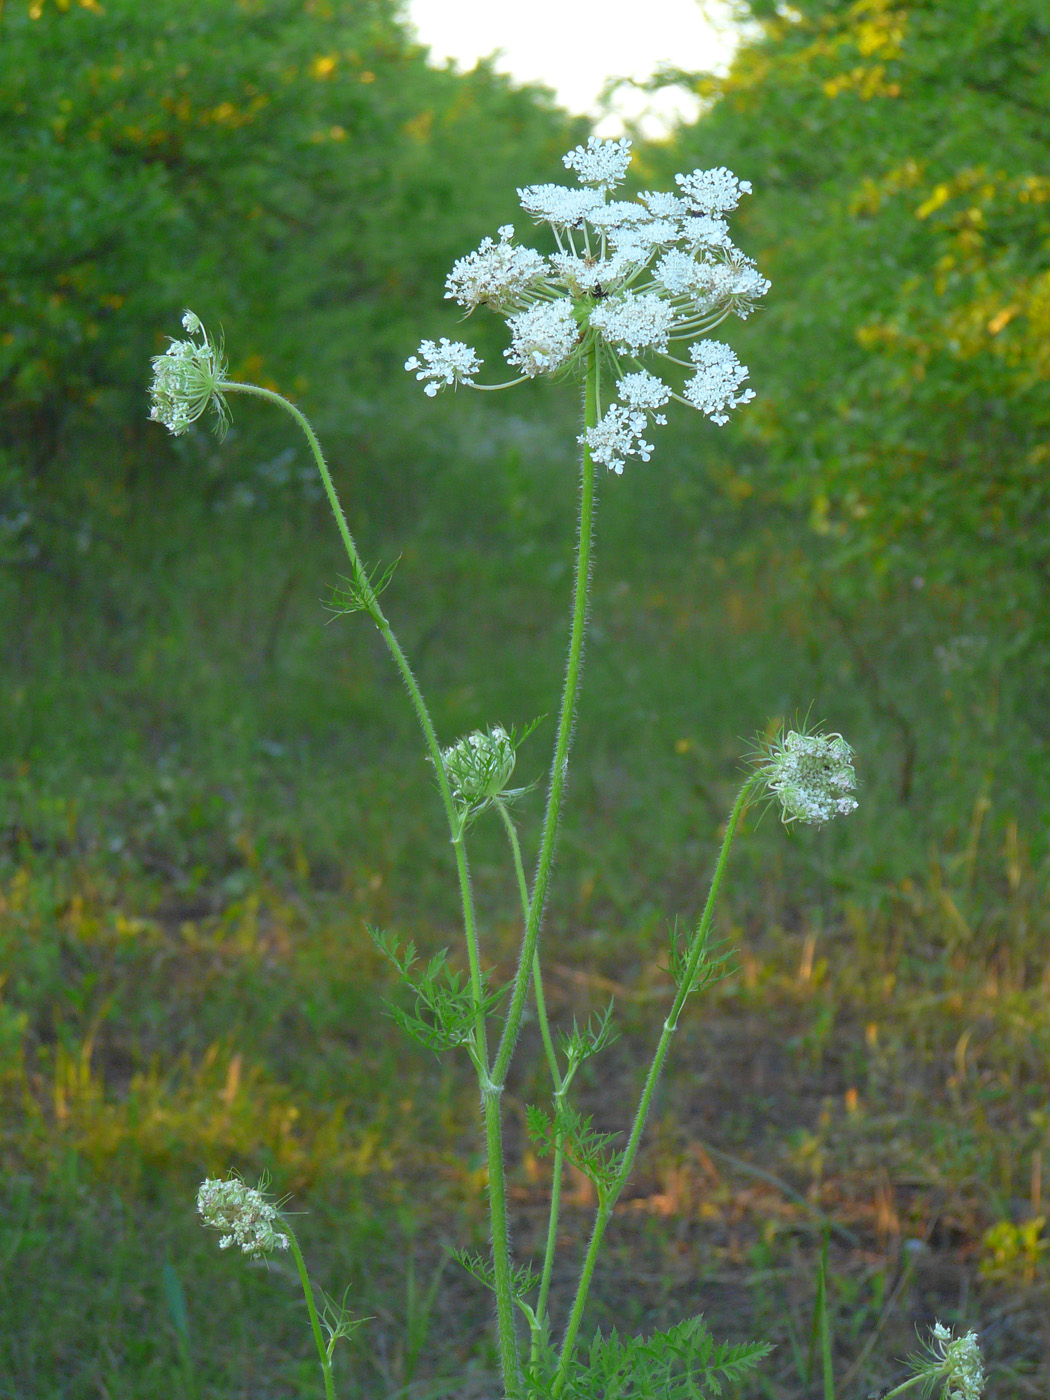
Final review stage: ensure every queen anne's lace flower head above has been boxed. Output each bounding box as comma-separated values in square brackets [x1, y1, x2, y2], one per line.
[916, 1322, 985, 1400]
[407, 137, 769, 472]
[197, 1178, 289, 1258]
[753, 726, 858, 826]
[150, 311, 231, 439]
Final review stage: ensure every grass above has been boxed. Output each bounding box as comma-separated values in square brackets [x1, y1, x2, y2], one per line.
[1, 402, 1049, 1397]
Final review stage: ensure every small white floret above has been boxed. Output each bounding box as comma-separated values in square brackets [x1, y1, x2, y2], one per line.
[504, 299, 580, 376]
[639, 190, 689, 219]
[683, 340, 756, 425]
[578, 402, 655, 474]
[675, 167, 753, 215]
[616, 370, 670, 421]
[549, 252, 629, 298]
[562, 136, 632, 190]
[517, 183, 604, 228]
[405, 338, 482, 395]
[444, 226, 548, 311]
[589, 292, 675, 354]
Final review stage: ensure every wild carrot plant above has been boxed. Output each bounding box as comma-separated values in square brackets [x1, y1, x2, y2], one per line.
[151, 137, 981, 1400]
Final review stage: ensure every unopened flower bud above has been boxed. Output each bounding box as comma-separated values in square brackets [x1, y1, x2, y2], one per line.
[441, 725, 516, 809]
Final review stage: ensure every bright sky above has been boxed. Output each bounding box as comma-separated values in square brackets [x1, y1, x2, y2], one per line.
[405, 0, 741, 138]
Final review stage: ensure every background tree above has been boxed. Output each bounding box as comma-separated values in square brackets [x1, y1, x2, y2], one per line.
[0, 0, 582, 557]
[652, 0, 1050, 663]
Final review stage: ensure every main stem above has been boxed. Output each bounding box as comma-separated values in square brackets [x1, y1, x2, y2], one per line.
[494, 798, 566, 1362]
[493, 347, 600, 1085]
[483, 349, 599, 1391]
[552, 777, 759, 1392]
[222, 381, 519, 1393]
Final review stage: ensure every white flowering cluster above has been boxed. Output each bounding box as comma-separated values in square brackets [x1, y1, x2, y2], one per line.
[754, 728, 858, 826]
[197, 1178, 289, 1258]
[405, 136, 768, 472]
[441, 725, 516, 810]
[926, 1322, 985, 1400]
[149, 311, 231, 439]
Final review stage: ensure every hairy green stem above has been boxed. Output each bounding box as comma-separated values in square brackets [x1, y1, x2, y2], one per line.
[493, 797, 567, 1364]
[487, 355, 599, 1383]
[553, 776, 760, 1391]
[493, 799, 560, 1087]
[221, 381, 519, 1395]
[285, 1227, 336, 1400]
[493, 347, 600, 1085]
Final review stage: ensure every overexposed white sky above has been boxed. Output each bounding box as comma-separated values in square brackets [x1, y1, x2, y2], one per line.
[405, 0, 740, 137]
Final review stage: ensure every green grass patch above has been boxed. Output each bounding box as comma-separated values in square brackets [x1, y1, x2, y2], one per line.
[2, 431, 1049, 1396]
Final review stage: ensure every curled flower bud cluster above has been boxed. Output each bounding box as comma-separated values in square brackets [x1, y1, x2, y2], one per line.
[149, 311, 231, 439]
[441, 726, 516, 811]
[197, 1178, 289, 1258]
[754, 727, 858, 826]
[925, 1322, 985, 1400]
[405, 136, 769, 473]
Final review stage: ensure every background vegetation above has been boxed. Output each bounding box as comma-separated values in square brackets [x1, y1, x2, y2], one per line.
[1, 0, 1048, 1395]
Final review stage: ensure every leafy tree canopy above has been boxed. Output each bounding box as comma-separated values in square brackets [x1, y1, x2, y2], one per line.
[657, 0, 1050, 645]
[0, 0, 581, 481]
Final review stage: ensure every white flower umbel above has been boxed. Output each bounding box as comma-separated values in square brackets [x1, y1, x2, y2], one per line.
[404, 338, 483, 396]
[406, 136, 769, 471]
[149, 310, 231, 439]
[753, 726, 858, 826]
[197, 1178, 289, 1258]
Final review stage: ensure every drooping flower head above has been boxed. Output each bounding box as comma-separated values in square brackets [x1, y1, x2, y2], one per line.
[912, 1321, 985, 1400]
[149, 311, 231, 439]
[405, 137, 769, 473]
[751, 724, 858, 826]
[197, 1177, 289, 1258]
